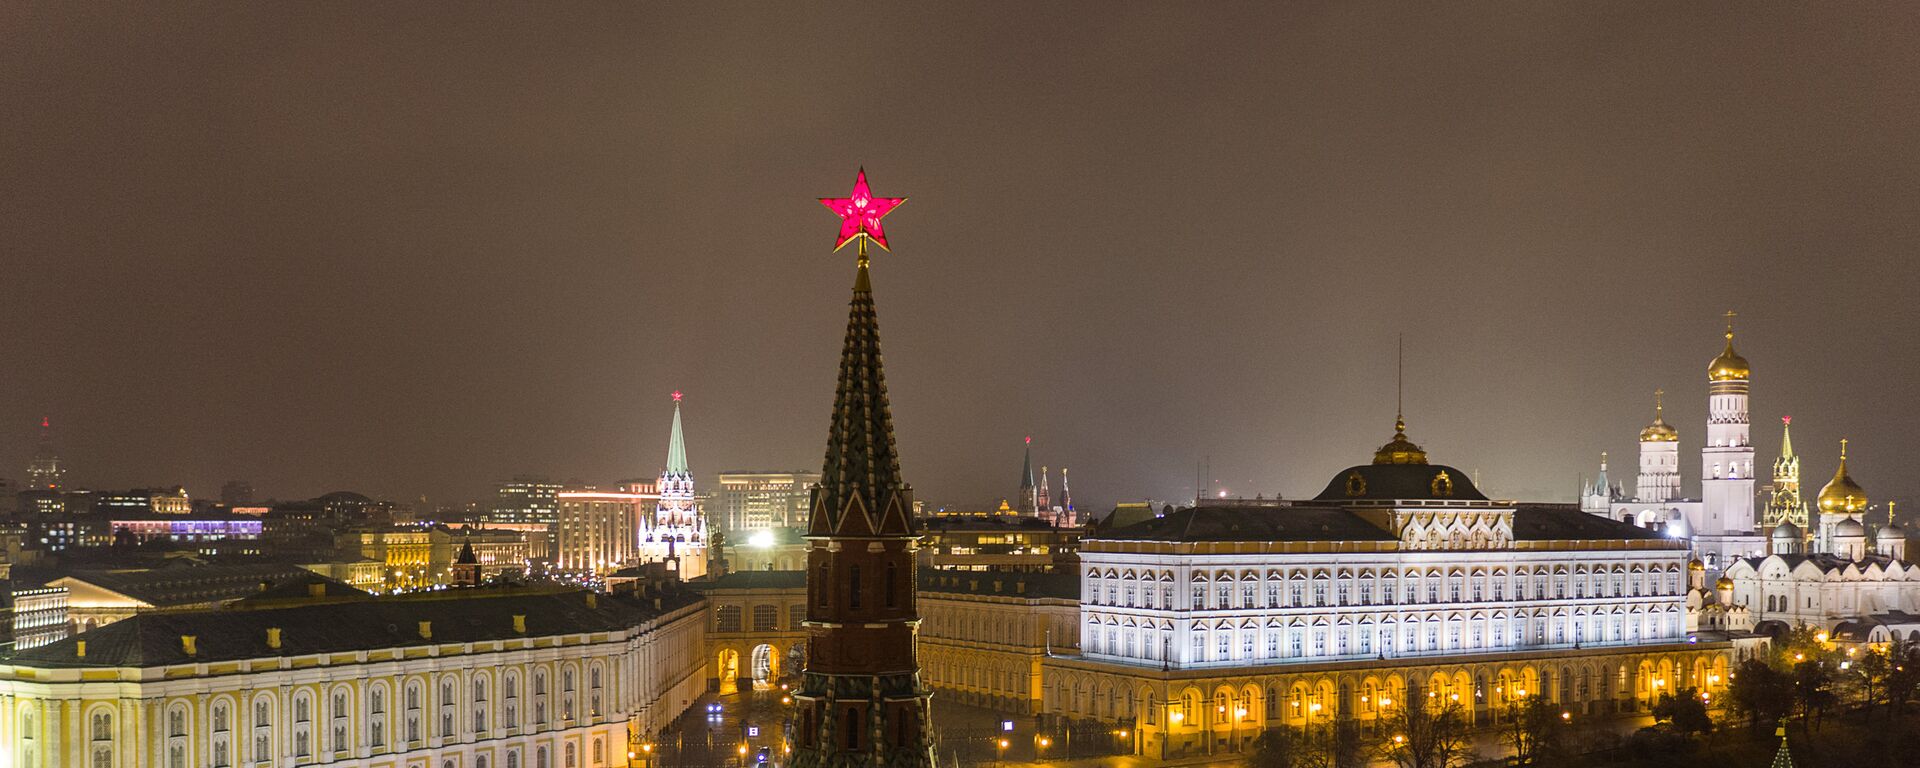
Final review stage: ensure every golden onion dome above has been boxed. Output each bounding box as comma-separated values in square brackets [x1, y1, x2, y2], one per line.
[1816, 438, 1868, 514]
[1640, 389, 1680, 442]
[1688, 559, 1705, 572]
[1708, 330, 1751, 382]
[1715, 576, 1734, 590]
[1372, 418, 1429, 465]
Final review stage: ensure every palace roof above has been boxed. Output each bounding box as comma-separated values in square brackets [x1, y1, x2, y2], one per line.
[10, 589, 700, 669]
[1089, 503, 1668, 544]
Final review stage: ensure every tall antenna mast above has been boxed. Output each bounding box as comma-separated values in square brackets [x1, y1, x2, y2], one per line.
[1397, 334, 1404, 425]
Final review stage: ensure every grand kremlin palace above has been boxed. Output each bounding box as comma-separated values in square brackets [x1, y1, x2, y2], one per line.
[1035, 421, 1741, 760]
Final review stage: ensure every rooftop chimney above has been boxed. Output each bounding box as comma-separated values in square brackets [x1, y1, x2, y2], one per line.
[418, 621, 432, 640]
[266, 628, 282, 650]
[181, 636, 198, 656]
[76, 640, 86, 658]
[585, 593, 598, 609]
[512, 615, 526, 633]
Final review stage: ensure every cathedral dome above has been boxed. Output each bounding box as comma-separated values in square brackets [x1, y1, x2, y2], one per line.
[1877, 523, 1905, 542]
[1835, 517, 1866, 538]
[1688, 558, 1706, 572]
[1715, 576, 1734, 590]
[1372, 419, 1428, 465]
[1707, 331, 1751, 382]
[1771, 520, 1802, 540]
[1639, 390, 1679, 442]
[1816, 440, 1868, 514]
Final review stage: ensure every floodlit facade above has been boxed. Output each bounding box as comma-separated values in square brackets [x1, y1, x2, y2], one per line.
[1051, 419, 1730, 759]
[0, 589, 706, 768]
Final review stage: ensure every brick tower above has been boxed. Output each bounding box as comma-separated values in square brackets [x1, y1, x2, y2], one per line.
[792, 170, 935, 767]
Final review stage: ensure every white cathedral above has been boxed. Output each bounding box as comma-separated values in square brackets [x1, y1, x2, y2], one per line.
[1583, 319, 1920, 643]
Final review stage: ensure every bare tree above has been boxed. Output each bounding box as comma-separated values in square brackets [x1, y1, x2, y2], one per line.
[1378, 683, 1471, 768]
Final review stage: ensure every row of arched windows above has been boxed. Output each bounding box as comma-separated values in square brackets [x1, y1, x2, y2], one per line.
[1086, 562, 1685, 611]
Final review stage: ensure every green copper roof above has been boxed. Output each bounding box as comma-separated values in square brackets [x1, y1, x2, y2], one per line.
[666, 401, 689, 475]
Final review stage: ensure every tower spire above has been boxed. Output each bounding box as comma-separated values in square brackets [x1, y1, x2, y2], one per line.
[666, 391, 689, 475]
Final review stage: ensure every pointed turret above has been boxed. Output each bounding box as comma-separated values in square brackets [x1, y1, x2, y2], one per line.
[666, 393, 689, 475]
[1037, 465, 1052, 512]
[807, 261, 915, 536]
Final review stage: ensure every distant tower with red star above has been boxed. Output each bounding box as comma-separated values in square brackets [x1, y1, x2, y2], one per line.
[26, 417, 65, 491]
[639, 391, 707, 579]
[793, 169, 936, 767]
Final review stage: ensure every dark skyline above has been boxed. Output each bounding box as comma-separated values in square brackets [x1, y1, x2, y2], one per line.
[2, 5, 1915, 512]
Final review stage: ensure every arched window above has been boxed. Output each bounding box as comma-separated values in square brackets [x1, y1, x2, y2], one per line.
[91, 710, 114, 768]
[473, 677, 489, 732]
[253, 697, 274, 761]
[504, 671, 520, 727]
[370, 686, 387, 748]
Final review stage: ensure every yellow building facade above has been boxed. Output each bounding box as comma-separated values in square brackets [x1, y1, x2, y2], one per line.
[0, 589, 706, 768]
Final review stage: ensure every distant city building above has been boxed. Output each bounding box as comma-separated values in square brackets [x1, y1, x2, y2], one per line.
[0, 588, 708, 768]
[639, 394, 707, 580]
[714, 470, 819, 531]
[555, 491, 644, 576]
[109, 513, 263, 543]
[491, 475, 563, 525]
[95, 486, 193, 516]
[917, 515, 1079, 572]
[24, 417, 65, 492]
[338, 525, 531, 590]
[722, 526, 808, 572]
[219, 479, 255, 506]
[18, 516, 112, 552]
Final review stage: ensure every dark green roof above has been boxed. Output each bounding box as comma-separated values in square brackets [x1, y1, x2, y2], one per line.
[1094, 505, 1397, 543]
[56, 563, 334, 607]
[691, 570, 807, 591]
[1312, 463, 1488, 502]
[13, 589, 701, 669]
[919, 568, 1078, 600]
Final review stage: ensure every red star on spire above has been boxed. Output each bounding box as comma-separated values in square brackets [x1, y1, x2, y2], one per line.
[819, 168, 905, 252]
[671, 390, 683, 403]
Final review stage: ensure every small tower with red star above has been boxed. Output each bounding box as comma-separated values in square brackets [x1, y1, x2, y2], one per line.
[792, 169, 936, 768]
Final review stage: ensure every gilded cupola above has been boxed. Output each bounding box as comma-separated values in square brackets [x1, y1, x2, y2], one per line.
[1639, 389, 1679, 442]
[1373, 417, 1429, 465]
[1707, 315, 1751, 382]
[1816, 438, 1868, 515]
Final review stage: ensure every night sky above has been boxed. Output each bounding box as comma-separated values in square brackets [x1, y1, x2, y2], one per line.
[3, 4, 1915, 514]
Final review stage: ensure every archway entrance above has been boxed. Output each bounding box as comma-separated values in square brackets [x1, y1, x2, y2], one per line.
[751, 644, 776, 689]
[717, 648, 742, 695]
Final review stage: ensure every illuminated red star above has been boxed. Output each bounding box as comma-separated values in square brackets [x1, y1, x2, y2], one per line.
[671, 390, 683, 402]
[819, 168, 905, 251]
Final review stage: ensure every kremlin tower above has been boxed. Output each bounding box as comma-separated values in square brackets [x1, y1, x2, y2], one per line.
[1018, 437, 1038, 515]
[792, 170, 935, 767]
[1764, 416, 1810, 539]
[639, 392, 707, 579]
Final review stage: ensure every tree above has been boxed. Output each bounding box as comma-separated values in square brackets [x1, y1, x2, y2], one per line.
[1843, 652, 1889, 718]
[1726, 659, 1791, 733]
[1379, 683, 1471, 768]
[1651, 687, 1713, 740]
[1248, 725, 1306, 768]
[1790, 660, 1838, 732]
[1301, 717, 1368, 768]
[1498, 696, 1570, 766]
[1887, 656, 1920, 716]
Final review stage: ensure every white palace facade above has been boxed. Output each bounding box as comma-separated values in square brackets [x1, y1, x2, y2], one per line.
[1048, 419, 1732, 760]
